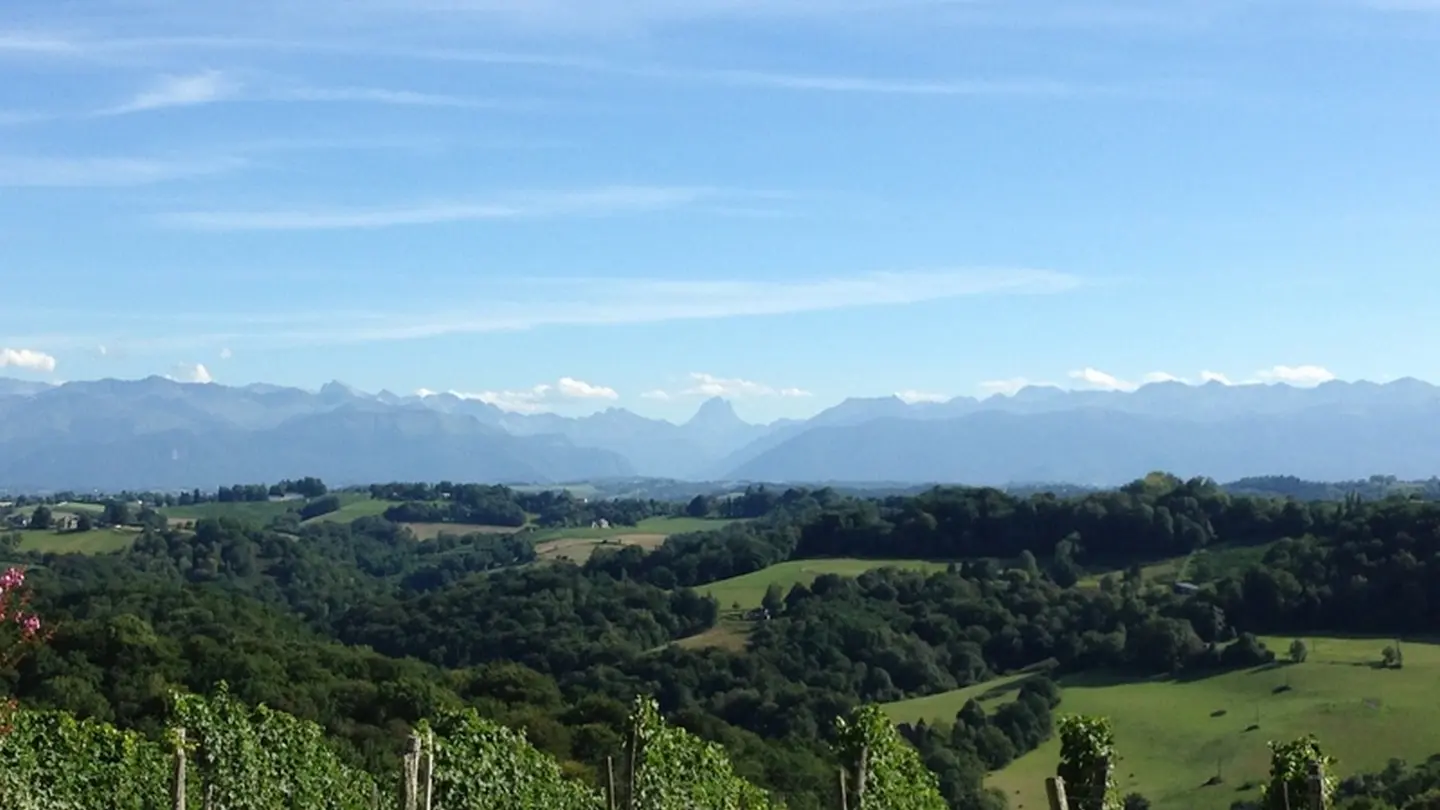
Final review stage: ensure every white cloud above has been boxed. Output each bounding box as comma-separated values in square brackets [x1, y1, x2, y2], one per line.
[978, 377, 1032, 397]
[895, 390, 947, 404]
[101, 70, 241, 116]
[678, 372, 808, 399]
[556, 376, 619, 399]
[159, 186, 728, 231]
[219, 347, 233, 359]
[96, 345, 109, 357]
[418, 376, 618, 413]
[0, 347, 56, 372]
[1253, 364, 1336, 386]
[1141, 371, 1183, 384]
[168, 363, 213, 383]
[1200, 370, 1233, 385]
[640, 389, 671, 400]
[1067, 367, 1138, 392]
[0, 156, 243, 188]
[7, 268, 1080, 352]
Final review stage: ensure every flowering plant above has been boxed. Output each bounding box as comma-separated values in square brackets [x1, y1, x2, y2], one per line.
[0, 565, 47, 735]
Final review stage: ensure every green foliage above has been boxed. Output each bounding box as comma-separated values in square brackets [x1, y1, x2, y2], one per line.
[425, 708, 605, 810]
[630, 696, 784, 810]
[834, 705, 947, 810]
[1057, 715, 1120, 810]
[172, 682, 377, 810]
[0, 708, 169, 810]
[1260, 735, 1336, 810]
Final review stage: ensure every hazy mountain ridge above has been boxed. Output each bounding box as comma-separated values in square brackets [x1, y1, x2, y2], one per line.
[4, 375, 1440, 489]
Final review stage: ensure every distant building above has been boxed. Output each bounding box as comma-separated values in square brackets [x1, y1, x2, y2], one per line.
[590, 518, 610, 529]
[52, 513, 79, 531]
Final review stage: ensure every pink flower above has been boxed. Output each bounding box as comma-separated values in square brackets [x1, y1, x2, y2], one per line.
[20, 615, 40, 635]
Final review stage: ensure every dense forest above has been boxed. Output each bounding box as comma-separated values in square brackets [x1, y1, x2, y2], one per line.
[5, 472, 1440, 808]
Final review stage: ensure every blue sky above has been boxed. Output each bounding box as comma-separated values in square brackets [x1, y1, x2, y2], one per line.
[3, 0, 1439, 423]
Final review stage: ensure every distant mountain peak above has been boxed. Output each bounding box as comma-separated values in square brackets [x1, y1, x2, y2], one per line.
[687, 397, 745, 428]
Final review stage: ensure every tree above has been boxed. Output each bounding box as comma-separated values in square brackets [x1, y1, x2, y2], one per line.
[75, 512, 94, 532]
[1288, 639, 1308, 664]
[1382, 646, 1400, 668]
[1018, 549, 1040, 578]
[28, 505, 51, 530]
[102, 500, 132, 527]
[685, 495, 711, 519]
[1123, 793, 1152, 810]
[761, 584, 784, 616]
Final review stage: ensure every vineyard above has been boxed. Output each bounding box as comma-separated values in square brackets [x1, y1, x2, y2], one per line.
[0, 683, 947, 809]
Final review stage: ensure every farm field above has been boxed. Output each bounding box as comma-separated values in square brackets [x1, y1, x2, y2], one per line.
[14, 527, 139, 554]
[702, 558, 952, 611]
[1079, 542, 1276, 589]
[303, 494, 393, 524]
[883, 671, 1037, 726]
[406, 521, 526, 541]
[161, 499, 302, 524]
[888, 635, 1440, 810]
[526, 515, 732, 543]
[525, 516, 734, 564]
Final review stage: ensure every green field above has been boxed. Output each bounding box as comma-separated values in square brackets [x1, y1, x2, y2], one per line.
[883, 671, 1038, 726]
[302, 494, 394, 524]
[885, 636, 1440, 810]
[161, 499, 304, 524]
[526, 516, 733, 543]
[15, 527, 139, 554]
[1080, 542, 1277, 589]
[701, 558, 952, 611]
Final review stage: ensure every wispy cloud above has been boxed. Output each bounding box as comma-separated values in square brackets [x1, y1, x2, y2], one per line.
[896, 389, 948, 404]
[1068, 367, 1140, 391]
[8, 267, 1080, 352]
[0, 348, 57, 372]
[0, 155, 244, 187]
[166, 363, 214, 384]
[418, 375, 618, 413]
[158, 186, 754, 231]
[100, 70, 240, 115]
[664, 372, 812, 399]
[97, 70, 537, 118]
[1253, 364, 1336, 386]
[978, 377, 1034, 397]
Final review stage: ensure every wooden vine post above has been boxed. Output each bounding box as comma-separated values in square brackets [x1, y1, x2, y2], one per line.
[1045, 776, 1070, 810]
[1307, 760, 1325, 810]
[401, 732, 422, 810]
[172, 727, 187, 810]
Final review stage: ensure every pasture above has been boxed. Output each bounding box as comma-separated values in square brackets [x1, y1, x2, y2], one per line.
[14, 527, 139, 555]
[701, 558, 952, 611]
[161, 499, 301, 524]
[406, 521, 526, 541]
[525, 516, 734, 564]
[886, 635, 1440, 810]
[303, 494, 394, 524]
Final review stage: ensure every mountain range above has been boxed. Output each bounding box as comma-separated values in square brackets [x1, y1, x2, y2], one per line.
[4, 375, 1440, 490]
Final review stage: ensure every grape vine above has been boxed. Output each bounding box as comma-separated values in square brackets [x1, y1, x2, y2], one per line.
[172, 681, 377, 809]
[0, 708, 169, 810]
[1261, 735, 1336, 810]
[1057, 715, 1120, 810]
[833, 705, 947, 810]
[629, 696, 785, 810]
[424, 707, 605, 810]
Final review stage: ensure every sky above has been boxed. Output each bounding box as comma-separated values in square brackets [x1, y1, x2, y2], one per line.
[3, 0, 1440, 422]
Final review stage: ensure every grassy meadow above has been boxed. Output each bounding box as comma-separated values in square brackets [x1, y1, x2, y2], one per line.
[303, 494, 393, 524]
[701, 558, 952, 611]
[882, 635, 1440, 810]
[161, 499, 302, 524]
[14, 527, 140, 554]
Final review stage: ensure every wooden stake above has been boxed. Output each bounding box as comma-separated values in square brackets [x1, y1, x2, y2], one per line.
[1045, 777, 1069, 810]
[606, 756, 617, 810]
[838, 768, 849, 810]
[422, 730, 435, 810]
[171, 728, 186, 810]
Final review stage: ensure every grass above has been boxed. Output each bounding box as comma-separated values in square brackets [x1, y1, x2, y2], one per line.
[1079, 542, 1278, 589]
[302, 494, 393, 524]
[407, 522, 527, 541]
[161, 500, 302, 524]
[14, 527, 139, 555]
[673, 619, 753, 654]
[535, 533, 670, 564]
[883, 671, 1039, 727]
[526, 516, 733, 543]
[886, 635, 1440, 810]
[701, 558, 953, 612]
